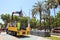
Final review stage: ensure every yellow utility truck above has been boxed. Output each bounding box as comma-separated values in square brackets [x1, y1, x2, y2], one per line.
[6, 11, 30, 36]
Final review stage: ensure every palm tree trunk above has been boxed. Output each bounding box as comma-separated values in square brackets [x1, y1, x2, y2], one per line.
[32, 14, 34, 18]
[54, 8, 55, 18]
[40, 11, 41, 28]
[48, 9, 51, 32]
[44, 18, 46, 32]
[54, 8, 57, 27]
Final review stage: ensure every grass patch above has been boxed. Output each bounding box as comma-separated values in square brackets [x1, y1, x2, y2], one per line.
[46, 36, 60, 40]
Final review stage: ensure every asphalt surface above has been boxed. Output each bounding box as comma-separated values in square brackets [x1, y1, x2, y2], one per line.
[0, 32, 50, 40]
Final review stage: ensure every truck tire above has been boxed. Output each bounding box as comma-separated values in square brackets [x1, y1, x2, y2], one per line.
[6, 29, 8, 34]
[6, 31, 8, 34]
[11, 31, 17, 36]
[14, 32, 17, 36]
[6, 29, 11, 35]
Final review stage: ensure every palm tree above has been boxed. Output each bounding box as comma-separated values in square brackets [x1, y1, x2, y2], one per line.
[43, 1, 51, 31]
[42, 13, 48, 31]
[32, 1, 42, 28]
[1, 14, 10, 28]
[47, 0, 58, 28]
[58, 0, 60, 5]
[55, 0, 60, 5]
[44, 0, 58, 31]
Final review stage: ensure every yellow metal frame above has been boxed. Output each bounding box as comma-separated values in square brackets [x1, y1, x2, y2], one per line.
[8, 26, 30, 36]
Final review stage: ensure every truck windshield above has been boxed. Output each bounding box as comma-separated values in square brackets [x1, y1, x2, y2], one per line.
[20, 24, 26, 30]
[9, 22, 27, 30]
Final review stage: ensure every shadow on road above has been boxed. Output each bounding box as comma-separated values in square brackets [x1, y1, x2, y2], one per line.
[14, 35, 30, 38]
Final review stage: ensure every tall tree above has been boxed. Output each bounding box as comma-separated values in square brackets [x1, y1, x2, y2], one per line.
[1, 14, 10, 23]
[55, 0, 60, 5]
[1, 14, 28, 28]
[43, 1, 51, 31]
[55, 11, 60, 27]
[42, 13, 49, 31]
[42, 0, 58, 31]
[1, 14, 10, 28]
[30, 18, 37, 29]
[47, 0, 58, 27]
[32, 1, 42, 28]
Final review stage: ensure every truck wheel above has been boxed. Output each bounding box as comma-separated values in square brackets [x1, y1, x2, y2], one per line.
[8, 31, 12, 35]
[6, 29, 8, 34]
[11, 31, 17, 36]
[6, 31, 8, 34]
[13, 32, 17, 36]
[6, 30, 11, 35]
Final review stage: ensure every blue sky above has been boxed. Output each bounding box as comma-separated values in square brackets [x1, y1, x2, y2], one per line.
[0, 0, 40, 15]
[0, 0, 60, 23]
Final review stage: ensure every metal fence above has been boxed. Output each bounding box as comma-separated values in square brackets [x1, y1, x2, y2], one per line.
[30, 29, 51, 37]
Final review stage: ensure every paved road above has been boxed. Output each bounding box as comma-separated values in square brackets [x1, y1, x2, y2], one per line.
[0, 32, 50, 40]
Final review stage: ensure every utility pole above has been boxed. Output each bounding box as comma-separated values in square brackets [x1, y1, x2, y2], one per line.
[28, 10, 30, 27]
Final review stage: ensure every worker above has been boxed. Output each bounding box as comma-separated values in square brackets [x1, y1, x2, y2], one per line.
[17, 21, 21, 31]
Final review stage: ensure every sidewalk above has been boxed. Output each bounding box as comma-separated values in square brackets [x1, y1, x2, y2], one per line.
[29, 35, 51, 40]
[51, 35, 60, 37]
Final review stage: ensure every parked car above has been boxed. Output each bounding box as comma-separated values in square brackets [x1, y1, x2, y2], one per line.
[52, 27, 60, 33]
